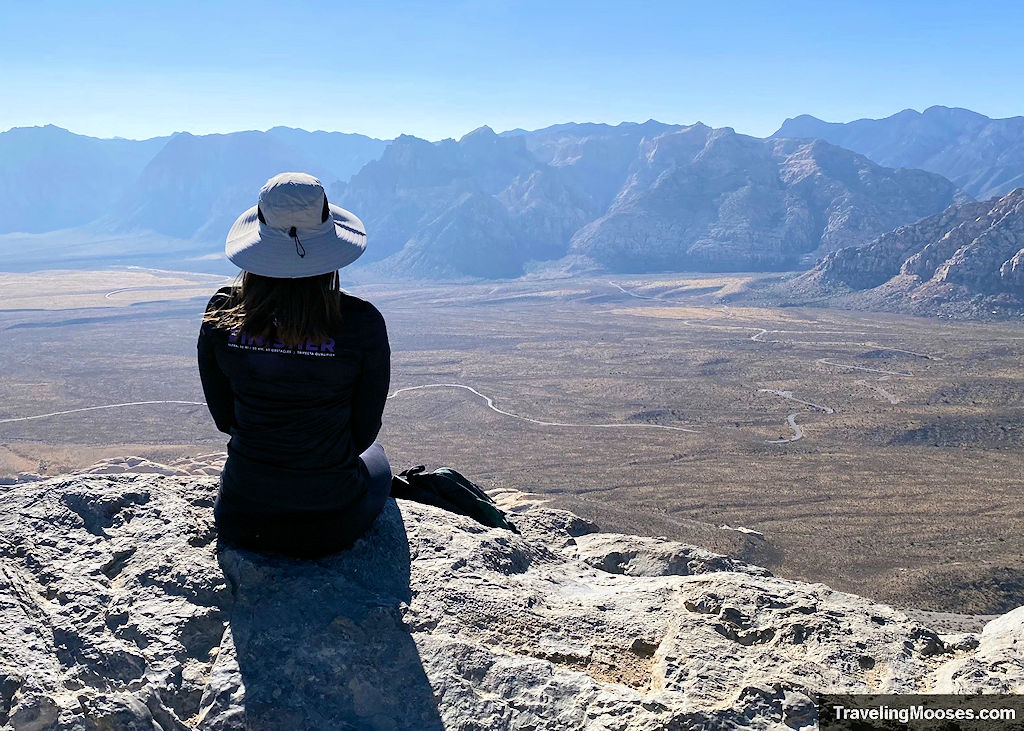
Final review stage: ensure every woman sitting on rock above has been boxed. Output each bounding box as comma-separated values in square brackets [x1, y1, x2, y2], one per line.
[198, 172, 391, 558]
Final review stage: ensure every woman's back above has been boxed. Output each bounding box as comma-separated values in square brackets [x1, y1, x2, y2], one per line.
[199, 286, 390, 515]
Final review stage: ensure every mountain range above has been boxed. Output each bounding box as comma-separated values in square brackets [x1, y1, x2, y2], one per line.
[774, 106, 1024, 200]
[335, 122, 962, 277]
[2, 108, 1024, 298]
[566, 127, 963, 273]
[0, 124, 386, 238]
[0, 125, 169, 235]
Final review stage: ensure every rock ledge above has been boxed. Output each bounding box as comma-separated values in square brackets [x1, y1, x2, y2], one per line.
[1, 472, 1020, 730]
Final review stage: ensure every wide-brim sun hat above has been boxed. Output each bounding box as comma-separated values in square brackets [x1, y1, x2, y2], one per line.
[225, 172, 366, 277]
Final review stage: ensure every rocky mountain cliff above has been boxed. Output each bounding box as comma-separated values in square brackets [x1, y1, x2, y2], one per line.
[1, 467, 1020, 729]
[265, 127, 388, 184]
[507, 120, 683, 214]
[568, 127, 964, 273]
[787, 188, 1024, 318]
[338, 123, 964, 278]
[774, 106, 1024, 200]
[104, 129, 388, 245]
[334, 127, 573, 278]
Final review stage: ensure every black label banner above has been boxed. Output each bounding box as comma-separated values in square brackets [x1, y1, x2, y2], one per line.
[818, 694, 1023, 730]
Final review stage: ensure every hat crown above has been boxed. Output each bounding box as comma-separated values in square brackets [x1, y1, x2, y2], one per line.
[226, 170, 366, 278]
[258, 172, 326, 230]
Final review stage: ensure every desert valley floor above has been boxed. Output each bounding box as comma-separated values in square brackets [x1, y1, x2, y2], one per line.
[1, 268, 1022, 616]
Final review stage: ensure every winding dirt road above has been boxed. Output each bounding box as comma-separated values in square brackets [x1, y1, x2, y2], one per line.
[816, 358, 914, 377]
[387, 383, 698, 433]
[855, 378, 900, 405]
[757, 389, 835, 414]
[0, 401, 207, 424]
[755, 391, 833, 444]
[0, 386, 698, 435]
[766, 414, 804, 444]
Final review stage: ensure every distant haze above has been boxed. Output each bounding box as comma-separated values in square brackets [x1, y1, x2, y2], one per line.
[2, 2, 1023, 141]
[0, 114, 980, 277]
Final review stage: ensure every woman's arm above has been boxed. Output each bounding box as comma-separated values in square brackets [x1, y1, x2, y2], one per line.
[350, 306, 391, 454]
[197, 295, 236, 435]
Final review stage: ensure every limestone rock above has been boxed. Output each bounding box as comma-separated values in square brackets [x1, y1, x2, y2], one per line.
[0, 471, 1020, 729]
[81, 454, 227, 478]
[931, 606, 1024, 693]
[81, 456, 192, 477]
[167, 454, 227, 477]
[796, 198, 993, 291]
[0, 472, 45, 486]
[568, 532, 771, 578]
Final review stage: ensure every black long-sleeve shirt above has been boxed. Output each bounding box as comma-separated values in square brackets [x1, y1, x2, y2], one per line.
[197, 286, 390, 517]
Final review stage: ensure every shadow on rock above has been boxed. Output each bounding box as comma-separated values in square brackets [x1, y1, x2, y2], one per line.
[199, 501, 444, 730]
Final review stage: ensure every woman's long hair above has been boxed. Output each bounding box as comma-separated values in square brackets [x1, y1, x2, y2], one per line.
[204, 271, 342, 347]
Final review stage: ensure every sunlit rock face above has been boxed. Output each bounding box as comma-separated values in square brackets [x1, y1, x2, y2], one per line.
[794, 188, 1024, 318]
[568, 129, 963, 273]
[1, 469, 1020, 729]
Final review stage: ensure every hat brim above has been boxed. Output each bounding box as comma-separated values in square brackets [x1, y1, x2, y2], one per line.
[225, 203, 367, 278]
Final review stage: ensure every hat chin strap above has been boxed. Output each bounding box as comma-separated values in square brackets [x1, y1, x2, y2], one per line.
[288, 227, 306, 258]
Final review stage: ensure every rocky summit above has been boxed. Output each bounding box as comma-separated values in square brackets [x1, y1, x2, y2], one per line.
[1, 469, 1021, 730]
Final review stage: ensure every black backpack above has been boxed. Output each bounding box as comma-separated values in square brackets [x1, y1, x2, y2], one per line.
[391, 466, 519, 533]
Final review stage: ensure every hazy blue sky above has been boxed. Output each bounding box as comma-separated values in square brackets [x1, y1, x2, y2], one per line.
[2, 0, 1022, 141]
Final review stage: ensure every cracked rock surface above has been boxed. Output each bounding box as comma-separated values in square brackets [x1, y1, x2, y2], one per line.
[1, 471, 1021, 729]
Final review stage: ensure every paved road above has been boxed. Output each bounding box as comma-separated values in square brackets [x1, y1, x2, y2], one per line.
[757, 389, 835, 414]
[766, 413, 803, 443]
